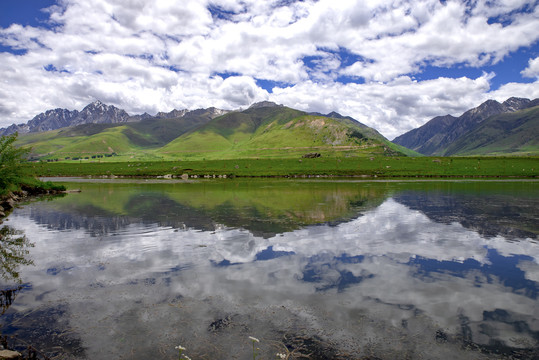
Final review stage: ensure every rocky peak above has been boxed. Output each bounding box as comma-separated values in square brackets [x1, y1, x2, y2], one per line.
[155, 109, 189, 119]
[0, 123, 30, 136]
[467, 99, 503, 115]
[393, 96, 535, 156]
[528, 98, 539, 108]
[502, 97, 531, 111]
[182, 107, 230, 119]
[206, 107, 229, 118]
[129, 112, 153, 121]
[326, 111, 344, 118]
[464, 97, 532, 121]
[80, 101, 114, 115]
[27, 108, 78, 133]
[0, 101, 131, 135]
[75, 101, 130, 125]
[89, 100, 105, 108]
[458, 99, 508, 127]
[0, 102, 235, 136]
[248, 101, 281, 109]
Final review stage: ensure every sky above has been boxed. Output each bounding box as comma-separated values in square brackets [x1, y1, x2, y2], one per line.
[0, 0, 538, 139]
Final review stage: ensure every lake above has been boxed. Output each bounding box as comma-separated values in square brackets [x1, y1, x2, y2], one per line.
[0, 179, 538, 359]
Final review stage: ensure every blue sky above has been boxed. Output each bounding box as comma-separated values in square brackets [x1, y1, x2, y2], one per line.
[0, 0, 56, 28]
[1, 0, 538, 139]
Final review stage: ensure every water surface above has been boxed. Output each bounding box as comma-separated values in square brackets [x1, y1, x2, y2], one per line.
[1, 179, 538, 359]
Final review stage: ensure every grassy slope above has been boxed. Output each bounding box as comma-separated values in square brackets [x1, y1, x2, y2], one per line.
[159, 107, 416, 159]
[126, 115, 213, 147]
[21, 126, 140, 158]
[16, 129, 75, 155]
[443, 106, 539, 156]
[17, 114, 215, 160]
[159, 107, 304, 159]
[17, 105, 417, 161]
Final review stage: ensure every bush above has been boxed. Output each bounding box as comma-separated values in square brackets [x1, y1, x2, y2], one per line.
[42, 180, 66, 191]
[0, 133, 29, 192]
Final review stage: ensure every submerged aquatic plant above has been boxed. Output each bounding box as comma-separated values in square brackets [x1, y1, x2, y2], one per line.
[175, 345, 187, 360]
[249, 336, 260, 359]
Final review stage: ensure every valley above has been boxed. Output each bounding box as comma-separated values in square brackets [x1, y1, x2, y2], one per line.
[3, 98, 538, 179]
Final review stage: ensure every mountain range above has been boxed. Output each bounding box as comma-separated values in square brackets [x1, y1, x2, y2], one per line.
[11, 101, 414, 161]
[4, 97, 538, 159]
[393, 97, 539, 156]
[1, 101, 129, 136]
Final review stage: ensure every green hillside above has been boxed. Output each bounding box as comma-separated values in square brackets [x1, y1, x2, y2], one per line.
[443, 106, 539, 156]
[125, 108, 216, 147]
[19, 126, 141, 160]
[159, 105, 415, 159]
[17, 112, 216, 161]
[16, 104, 416, 161]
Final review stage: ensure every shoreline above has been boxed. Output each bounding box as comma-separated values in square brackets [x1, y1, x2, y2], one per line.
[40, 175, 539, 184]
[0, 186, 68, 222]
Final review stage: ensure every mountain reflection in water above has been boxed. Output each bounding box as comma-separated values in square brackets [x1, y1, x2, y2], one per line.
[1, 179, 538, 360]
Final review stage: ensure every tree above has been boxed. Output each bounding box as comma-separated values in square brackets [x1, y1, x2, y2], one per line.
[0, 133, 29, 191]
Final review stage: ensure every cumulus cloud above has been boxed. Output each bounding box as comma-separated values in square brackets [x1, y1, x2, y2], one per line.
[521, 56, 539, 78]
[270, 74, 495, 139]
[216, 75, 269, 106]
[488, 79, 539, 102]
[0, 0, 538, 137]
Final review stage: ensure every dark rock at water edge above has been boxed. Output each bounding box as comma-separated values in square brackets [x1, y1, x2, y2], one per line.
[0, 187, 66, 222]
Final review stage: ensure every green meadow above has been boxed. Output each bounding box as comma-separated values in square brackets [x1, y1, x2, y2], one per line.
[23, 156, 539, 178]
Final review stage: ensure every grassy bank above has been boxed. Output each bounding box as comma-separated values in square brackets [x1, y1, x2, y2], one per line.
[22, 156, 539, 178]
[1, 134, 66, 198]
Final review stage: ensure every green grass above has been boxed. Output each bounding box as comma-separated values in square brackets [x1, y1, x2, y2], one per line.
[19, 126, 134, 159]
[0, 175, 66, 197]
[22, 156, 539, 178]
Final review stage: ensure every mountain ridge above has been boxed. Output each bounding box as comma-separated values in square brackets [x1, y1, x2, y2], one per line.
[393, 97, 539, 155]
[0, 101, 230, 137]
[442, 105, 539, 156]
[6, 98, 537, 159]
[15, 101, 417, 161]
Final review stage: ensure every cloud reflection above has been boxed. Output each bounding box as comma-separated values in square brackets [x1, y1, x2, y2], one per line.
[4, 191, 538, 359]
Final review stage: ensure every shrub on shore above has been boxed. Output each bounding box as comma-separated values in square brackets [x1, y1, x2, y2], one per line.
[1, 133, 65, 197]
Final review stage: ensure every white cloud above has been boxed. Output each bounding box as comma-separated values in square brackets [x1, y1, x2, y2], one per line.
[521, 56, 539, 78]
[338, 1, 539, 82]
[0, 0, 538, 138]
[487, 79, 539, 102]
[213, 75, 269, 107]
[270, 74, 494, 139]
